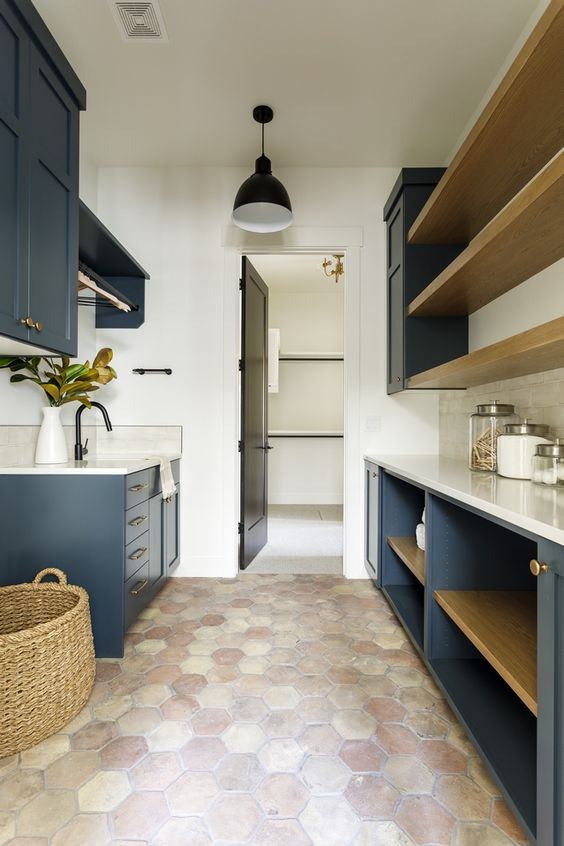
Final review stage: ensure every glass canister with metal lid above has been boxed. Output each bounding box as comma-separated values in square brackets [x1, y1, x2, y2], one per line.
[497, 420, 553, 479]
[469, 402, 519, 472]
[532, 439, 564, 485]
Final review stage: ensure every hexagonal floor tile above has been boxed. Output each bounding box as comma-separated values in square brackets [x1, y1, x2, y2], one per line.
[216, 753, 265, 791]
[256, 773, 310, 817]
[206, 794, 263, 842]
[166, 771, 220, 815]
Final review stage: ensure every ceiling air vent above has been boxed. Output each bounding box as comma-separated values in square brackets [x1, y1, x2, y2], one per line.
[109, 1, 168, 42]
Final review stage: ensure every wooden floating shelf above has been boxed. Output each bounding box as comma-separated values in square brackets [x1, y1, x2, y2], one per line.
[434, 590, 537, 715]
[408, 3, 564, 244]
[387, 536, 425, 585]
[407, 315, 564, 389]
[408, 152, 564, 317]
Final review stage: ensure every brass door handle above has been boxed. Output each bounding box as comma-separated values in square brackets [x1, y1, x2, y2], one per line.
[530, 559, 550, 576]
[129, 515, 147, 527]
[129, 483, 148, 492]
[129, 547, 147, 561]
[130, 578, 148, 596]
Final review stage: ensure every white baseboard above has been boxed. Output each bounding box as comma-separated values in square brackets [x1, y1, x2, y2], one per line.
[171, 556, 236, 578]
[269, 493, 344, 505]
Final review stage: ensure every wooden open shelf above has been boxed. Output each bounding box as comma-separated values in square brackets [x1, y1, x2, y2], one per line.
[387, 536, 425, 585]
[408, 3, 564, 244]
[407, 315, 564, 389]
[434, 590, 537, 714]
[408, 152, 564, 316]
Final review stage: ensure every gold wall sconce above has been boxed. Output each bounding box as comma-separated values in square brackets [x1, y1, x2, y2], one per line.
[322, 254, 344, 283]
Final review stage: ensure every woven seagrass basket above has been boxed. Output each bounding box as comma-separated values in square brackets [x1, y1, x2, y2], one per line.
[0, 568, 95, 757]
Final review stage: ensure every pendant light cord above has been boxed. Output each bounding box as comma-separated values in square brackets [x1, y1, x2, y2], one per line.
[261, 122, 265, 156]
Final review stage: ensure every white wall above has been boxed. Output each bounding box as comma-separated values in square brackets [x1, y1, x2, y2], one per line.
[93, 165, 439, 577]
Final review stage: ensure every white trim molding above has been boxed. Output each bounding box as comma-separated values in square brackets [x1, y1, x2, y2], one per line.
[222, 226, 364, 579]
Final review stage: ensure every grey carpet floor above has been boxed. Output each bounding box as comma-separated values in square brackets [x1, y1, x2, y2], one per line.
[246, 504, 343, 574]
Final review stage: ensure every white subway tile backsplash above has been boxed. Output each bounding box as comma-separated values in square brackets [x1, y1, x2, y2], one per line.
[0, 424, 181, 465]
[440, 369, 564, 458]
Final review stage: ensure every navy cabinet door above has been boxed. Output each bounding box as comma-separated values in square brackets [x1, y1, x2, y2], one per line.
[0, 1, 29, 344]
[536, 539, 564, 846]
[365, 463, 379, 583]
[27, 44, 78, 355]
[148, 493, 165, 593]
[387, 200, 404, 393]
[164, 486, 180, 573]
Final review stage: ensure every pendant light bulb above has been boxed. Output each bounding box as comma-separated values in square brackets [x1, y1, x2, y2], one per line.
[232, 105, 293, 233]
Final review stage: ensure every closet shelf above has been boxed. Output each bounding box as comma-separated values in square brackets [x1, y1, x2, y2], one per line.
[407, 152, 564, 317]
[434, 590, 537, 714]
[268, 431, 344, 438]
[279, 353, 344, 361]
[387, 537, 425, 585]
[407, 315, 564, 389]
[408, 3, 564, 244]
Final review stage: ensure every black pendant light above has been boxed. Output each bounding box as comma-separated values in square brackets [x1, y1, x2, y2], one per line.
[232, 105, 293, 233]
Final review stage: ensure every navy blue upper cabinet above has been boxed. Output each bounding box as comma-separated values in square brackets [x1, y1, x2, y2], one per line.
[0, 0, 85, 356]
[384, 169, 468, 394]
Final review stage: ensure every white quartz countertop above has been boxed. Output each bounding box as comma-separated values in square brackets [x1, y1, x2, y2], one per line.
[365, 454, 564, 547]
[0, 454, 182, 475]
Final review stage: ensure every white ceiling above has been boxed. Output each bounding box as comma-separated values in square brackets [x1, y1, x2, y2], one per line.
[33, 0, 541, 168]
[251, 254, 345, 293]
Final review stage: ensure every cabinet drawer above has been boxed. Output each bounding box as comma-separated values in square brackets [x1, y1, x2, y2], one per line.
[124, 561, 150, 630]
[125, 531, 149, 581]
[126, 470, 150, 509]
[126, 504, 150, 546]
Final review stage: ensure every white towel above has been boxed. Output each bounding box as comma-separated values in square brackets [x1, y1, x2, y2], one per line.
[159, 457, 177, 501]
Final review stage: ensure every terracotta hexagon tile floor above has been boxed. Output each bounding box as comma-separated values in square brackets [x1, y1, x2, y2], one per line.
[0, 575, 531, 845]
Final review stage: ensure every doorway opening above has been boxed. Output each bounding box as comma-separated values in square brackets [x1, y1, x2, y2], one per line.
[239, 253, 344, 575]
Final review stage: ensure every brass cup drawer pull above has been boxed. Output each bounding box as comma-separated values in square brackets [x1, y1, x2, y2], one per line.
[130, 578, 148, 596]
[129, 483, 148, 493]
[530, 559, 550, 576]
[128, 515, 147, 527]
[129, 547, 147, 561]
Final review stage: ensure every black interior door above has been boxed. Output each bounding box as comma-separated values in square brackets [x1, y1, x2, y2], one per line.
[240, 257, 269, 569]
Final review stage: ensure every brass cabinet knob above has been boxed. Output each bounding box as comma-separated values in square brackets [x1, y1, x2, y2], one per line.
[20, 317, 34, 328]
[372, 471, 377, 478]
[530, 559, 550, 576]
[34, 321, 42, 332]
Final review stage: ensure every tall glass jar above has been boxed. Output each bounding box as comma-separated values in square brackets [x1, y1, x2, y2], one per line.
[469, 402, 519, 472]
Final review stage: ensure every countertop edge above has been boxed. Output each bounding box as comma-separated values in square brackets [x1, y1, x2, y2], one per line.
[0, 453, 182, 475]
[365, 453, 564, 547]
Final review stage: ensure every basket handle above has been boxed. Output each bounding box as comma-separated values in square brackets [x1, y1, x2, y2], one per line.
[33, 568, 68, 586]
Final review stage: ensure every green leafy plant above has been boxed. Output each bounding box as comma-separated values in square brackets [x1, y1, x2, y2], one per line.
[0, 348, 117, 408]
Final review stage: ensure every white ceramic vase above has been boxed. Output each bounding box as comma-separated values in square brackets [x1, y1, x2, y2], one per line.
[35, 406, 68, 464]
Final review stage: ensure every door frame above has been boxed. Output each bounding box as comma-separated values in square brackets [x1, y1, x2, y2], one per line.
[222, 226, 363, 579]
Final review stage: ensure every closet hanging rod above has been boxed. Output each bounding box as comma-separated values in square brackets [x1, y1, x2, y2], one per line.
[78, 297, 126, 309]
[78, 261, 139, 312]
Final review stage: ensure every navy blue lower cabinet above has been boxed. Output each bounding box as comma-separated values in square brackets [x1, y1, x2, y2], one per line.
[536, 539, 564, 846]
[0, 460, 180, 658]
[364, 461, 380, 583]
[379, 471, 427, 654]
[369, 464, 564, 845]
